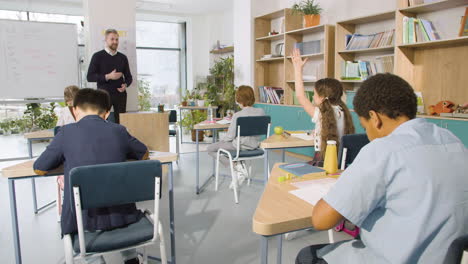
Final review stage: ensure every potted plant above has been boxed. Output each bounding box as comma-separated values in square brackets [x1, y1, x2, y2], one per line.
[0, 119, 12, 135]
[181, 94, 189, 106]
[180, 110, 207, 142]
[208, 56, 236, 117]
[291, 0, 323, 28]
[138, 79, 152, 111]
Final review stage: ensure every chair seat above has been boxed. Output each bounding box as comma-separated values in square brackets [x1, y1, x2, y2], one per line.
[226, 149, 264, 158]
[169, 130, 177, 136]
[73, 217, 153, 253]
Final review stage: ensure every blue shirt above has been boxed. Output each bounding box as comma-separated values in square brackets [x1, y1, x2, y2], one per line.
[34, 115, 148, 235]
[318, 118, 468, 263]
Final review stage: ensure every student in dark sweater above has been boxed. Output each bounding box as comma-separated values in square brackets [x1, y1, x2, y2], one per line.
[87, 28, 132, 124]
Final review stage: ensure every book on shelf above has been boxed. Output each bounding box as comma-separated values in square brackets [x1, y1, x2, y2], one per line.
[341, 56, 394, 81]
[258, 86, 284, 104]
[295, 40, 323, 55]
[345, 29, 395, 50]
[293, 90, 314, 105]
[403, 16, 440, 44]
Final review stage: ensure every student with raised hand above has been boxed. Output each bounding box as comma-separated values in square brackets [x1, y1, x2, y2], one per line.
[34, 88, 147, 264]
[296, 74, 468, 264]
[292, 48, 355, 165]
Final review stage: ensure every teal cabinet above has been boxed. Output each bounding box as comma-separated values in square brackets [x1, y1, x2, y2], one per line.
[351, 111, 365, 134]
[442, 120, 468, 147]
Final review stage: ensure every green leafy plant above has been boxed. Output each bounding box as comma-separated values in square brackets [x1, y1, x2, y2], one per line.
[291, 0, 322, 15]
[22, 102, 58, 131]
[207, 55, 236, 116]
[0, 119, 13, 134]
[138, 79, 152, 111]
[180, 110, 207, 133]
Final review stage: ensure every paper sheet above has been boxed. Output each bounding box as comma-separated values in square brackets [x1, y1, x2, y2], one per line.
[216, 119, 231, 125]
[289, 178, 337, 206]
[291, 134, 314, 141]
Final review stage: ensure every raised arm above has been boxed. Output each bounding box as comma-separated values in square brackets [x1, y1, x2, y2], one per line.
[292, 48, 316, 117]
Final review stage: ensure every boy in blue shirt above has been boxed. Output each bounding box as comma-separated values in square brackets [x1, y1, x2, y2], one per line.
[34, 88, 148, 264]
[296, 74, 468, 264]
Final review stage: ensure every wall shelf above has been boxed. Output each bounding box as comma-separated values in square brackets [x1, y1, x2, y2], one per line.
[398, 36, 468, 49]
[398, 0, 468, 14]
[286, 53, 324, 59]
[338, 46, 394, 54]
[286, 25, 326, 35]
[256, 34, 284, 41]
[256, 57, 285, 62]
[337, 10, 395, 25]
[210, 46, 234, 54]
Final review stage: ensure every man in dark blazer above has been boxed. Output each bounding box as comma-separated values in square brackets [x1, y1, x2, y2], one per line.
[87, 28, 132, 124]
[34, 88, 146, 264]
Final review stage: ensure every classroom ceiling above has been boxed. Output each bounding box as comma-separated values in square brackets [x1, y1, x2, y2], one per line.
[32, 0, 233, 15]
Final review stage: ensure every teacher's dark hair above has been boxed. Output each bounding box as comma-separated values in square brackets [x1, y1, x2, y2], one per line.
[105, 28, 118, 36]
[73, 88, 111, 114]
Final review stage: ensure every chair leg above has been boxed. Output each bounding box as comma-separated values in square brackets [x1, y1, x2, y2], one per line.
[247, 161, 252, 186]
[328, 229, 335, 243]
[158, 221, 168, 264]
[142, 246, 148, 264]
[215, 151, 221, 191]
[175, 132, 180, 165]
[57, 182, 62, 222]
[229, 160, 239, 204]
[63, 234, 74, 264]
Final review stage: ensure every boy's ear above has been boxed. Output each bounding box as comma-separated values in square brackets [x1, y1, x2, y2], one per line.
[369, 110, 383, 130]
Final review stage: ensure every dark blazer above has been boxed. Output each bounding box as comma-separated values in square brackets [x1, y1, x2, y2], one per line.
[34, 115, 148, 235]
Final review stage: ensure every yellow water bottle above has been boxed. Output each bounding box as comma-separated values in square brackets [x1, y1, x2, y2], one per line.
[323, 140, 338, 174]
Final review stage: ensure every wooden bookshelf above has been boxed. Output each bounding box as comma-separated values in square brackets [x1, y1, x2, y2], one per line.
[254, 8, 335, 105]
[399, 0, 468, 14]
[210, 46, 234, 54]
[335, 11, 396, 89]
[395, 1, 468, 113]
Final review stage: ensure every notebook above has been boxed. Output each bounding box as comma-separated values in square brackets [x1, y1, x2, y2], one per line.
[279, 163, 325, 177]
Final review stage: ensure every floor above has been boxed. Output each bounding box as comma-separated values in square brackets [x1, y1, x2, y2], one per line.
[0, 133, 351, 264]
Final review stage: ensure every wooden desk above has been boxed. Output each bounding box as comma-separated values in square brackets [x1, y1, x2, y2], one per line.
[24, 129, 54, 140]
[120, 112, 169, 152]
[2, 152, 178, 264]
[253, 163, 337, 264]
[193, 121, 230, 194]
[260, 134, 315, 184]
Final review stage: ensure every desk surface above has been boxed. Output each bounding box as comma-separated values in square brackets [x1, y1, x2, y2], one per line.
[24, 129, 54, 139]
[1, 151, 178, 179]
[194, 121, 230, 130]
[252, 163, 337, 236]
[260, 134, 315, 149]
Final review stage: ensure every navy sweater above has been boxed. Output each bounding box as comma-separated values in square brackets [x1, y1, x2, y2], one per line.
[87, 50, 132, 94]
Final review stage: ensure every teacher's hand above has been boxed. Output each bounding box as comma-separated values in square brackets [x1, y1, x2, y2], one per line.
[117, 83, 127, 93]
[106, 69, 123, 81]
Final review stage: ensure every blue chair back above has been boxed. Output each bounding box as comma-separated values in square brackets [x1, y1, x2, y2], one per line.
[106, 112, 116, 123]
[169, 110, 177, 123]
[69, 160, 162, 210]
[236, 116, 271, 137]
[54, 126, 61, 136]
[444, 234, 468, 264]
[338, 134, 369, 168]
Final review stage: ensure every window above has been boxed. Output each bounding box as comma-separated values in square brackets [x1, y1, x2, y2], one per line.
[136, 21, 186, 109]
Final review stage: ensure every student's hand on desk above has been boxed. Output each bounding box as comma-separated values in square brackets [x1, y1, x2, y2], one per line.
[117, 83, 127, 93]
[291, 48, 308, 71]
[106, 69, 123, 81]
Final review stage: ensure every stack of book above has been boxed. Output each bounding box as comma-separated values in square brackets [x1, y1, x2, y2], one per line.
[341, 55, 394, 81]
[345, 30, 395, 50]
[402, 16, 440, 44]
[258, 86, 284, 104]
[295, 40, 323, 55]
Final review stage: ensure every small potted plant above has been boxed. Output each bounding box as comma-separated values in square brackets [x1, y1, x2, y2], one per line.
[291, 0, 323, 28]
[180, 110, 207, 142]
[181, 94, 189, 107]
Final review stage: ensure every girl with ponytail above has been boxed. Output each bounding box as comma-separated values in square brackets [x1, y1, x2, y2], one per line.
[292, 49, 355, 165]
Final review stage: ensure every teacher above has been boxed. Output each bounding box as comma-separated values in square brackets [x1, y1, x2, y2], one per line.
[87, 28, 132, 124]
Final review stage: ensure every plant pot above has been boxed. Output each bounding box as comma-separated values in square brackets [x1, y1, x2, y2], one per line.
[304, 14, 320, 27]
[189, 101, 196, 106]
[197, 100, 205, 107]
[158, 105, 165, 113]
[181, 101, 188, 106]
[191, 129, 204, 142]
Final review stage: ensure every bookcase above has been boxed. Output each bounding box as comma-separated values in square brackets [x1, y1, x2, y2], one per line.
[395, 0, 468, 119]
[254, 8, 335, 106]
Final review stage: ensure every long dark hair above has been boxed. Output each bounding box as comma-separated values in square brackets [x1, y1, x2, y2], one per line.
[315, 78, 355, 154]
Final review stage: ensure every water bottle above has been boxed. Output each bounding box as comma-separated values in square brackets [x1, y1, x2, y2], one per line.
[323, 140, 338, 174]
[207, 105, 214, 122]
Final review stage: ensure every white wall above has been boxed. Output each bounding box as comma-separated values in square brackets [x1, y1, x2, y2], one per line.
[233, 0, 397, 86]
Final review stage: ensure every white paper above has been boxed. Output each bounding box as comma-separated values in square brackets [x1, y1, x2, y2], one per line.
[216, 119, 231, 125]
[290, 178, 337, 206]
[291, 134, 314, 141]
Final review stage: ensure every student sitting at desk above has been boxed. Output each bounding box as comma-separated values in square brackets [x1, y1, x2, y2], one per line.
[34, 88, 148, 264]
[292, 49, 355, 165]
[206, 85, 265, 187]
[296, 74, 468, 264]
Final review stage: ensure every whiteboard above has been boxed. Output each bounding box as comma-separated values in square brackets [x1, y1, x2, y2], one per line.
[0, 19, 79, 99]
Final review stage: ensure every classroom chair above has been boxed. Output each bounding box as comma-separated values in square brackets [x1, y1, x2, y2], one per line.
[335, 133, 370, 238]
[215, 116, 271, 203]
[63, 160, 167, 264]
[168, 110, 179, 160]
[444, 234, 468, 264]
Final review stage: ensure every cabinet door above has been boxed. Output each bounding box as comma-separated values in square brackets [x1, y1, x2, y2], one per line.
[424, 118, 442, 127]
[444, 120, 468, 147]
